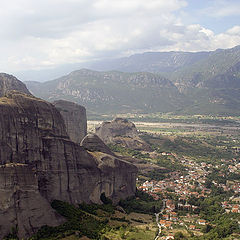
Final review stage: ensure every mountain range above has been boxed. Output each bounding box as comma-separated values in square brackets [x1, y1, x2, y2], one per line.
[25, 45, 240, 116]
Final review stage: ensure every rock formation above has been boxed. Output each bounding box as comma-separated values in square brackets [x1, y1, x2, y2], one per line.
[0, 91, 137, 238]
[53, 100, 87, 144]
[96, 118, 151, 151]
[0, 73, 31, 97]
[81, 133, 114, 155]
[81, 134, 137, 202]
[0, 164, 64, 238]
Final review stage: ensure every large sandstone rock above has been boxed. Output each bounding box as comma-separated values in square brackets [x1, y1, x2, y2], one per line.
[80, 134, 159, 177]
[81, 134, 137, 202]
[0, 91, 137, 238]
[0, 73, 31, 97]
[96, 118, 138, 140]
[53, 100, 87, 144]
[96, 118, 151, 151]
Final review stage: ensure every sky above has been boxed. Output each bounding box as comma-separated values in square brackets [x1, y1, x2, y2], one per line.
[0, 0, 240, 73]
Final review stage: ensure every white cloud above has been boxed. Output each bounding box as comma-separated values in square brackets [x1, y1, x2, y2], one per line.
[161, 24, 240, 52]
[0, 0, 239, 72]
[199, 0, 240, 18]
[226, 26, 240, 36]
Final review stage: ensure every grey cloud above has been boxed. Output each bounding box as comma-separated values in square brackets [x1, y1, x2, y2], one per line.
[0, 0, 187, 39]
[0, 0, 240, 72]
[0, 1, 96, 39]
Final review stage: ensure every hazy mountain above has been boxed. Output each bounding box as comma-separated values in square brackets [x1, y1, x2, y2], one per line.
[168, 45, 240, 90]
[170, 46, 240, 115]
[25, 69, 190, 114]
[17, 45, 239, 83]
[87, 51, 210, 73]
[25, 45, 240, 116]
[14, 50, 211, 82]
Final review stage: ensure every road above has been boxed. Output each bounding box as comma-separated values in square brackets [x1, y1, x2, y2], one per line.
[154, 199, 166, 240]
[154, 212, 161, 240]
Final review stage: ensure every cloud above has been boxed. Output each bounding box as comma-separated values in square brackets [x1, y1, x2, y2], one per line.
[201, 0, 240, 18]
[226, 26, 240, 36]
[0, 0, 239, 72]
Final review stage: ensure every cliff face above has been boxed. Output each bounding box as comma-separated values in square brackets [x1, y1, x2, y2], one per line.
[96, 118, 151, 151]
[0, 73, 31, 97]
[53, 100, 87, 144]
[0, 164, 64, 238]
[0, 92, 137, 238]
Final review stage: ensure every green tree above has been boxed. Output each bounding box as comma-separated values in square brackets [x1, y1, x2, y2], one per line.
[174, 231, 185, 239]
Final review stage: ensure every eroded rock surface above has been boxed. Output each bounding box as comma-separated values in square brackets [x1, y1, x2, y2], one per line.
[96, 118, 151, 151]
[53, 100, 87, 144]
[0, 91, 137, 238]
[0, 164, 64, 238]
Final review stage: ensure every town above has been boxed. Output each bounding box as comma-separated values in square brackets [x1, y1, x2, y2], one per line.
[138, 156, 240, 239]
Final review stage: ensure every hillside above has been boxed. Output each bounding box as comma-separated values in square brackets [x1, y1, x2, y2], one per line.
[169, 45, 240, 89]
[25, 69, 189, 114]
[172, 47, 240, 115]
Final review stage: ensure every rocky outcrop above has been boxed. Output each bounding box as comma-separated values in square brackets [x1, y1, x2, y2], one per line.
[0, 73, 31, 97]
[0, 91, 137, 238]
[96, 118, 138, 140]
[53, 100, 87, 144]
[81, 134, 137, 202]
[81, 134, 159, 176]
[96, 118, 151, 151]
[81, 133, 114, 155]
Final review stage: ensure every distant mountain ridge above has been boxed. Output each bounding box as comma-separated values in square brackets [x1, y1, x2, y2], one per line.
[87, 51, 211, 73]
[26, 69, 189, 114]
[25, 45, 240, 115]
[168, 45, 240, 90]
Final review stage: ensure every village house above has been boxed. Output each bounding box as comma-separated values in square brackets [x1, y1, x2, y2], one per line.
[163, 214, 169, 220]
[165, 234, 174, 240]
[169, 212, 178, 221]
[160, 220, 173, 229]
[232, 205, 240, 213]
[189, 225, 196, 230]
[170, 216, 178, 221]
[197, 219, 206, 225]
